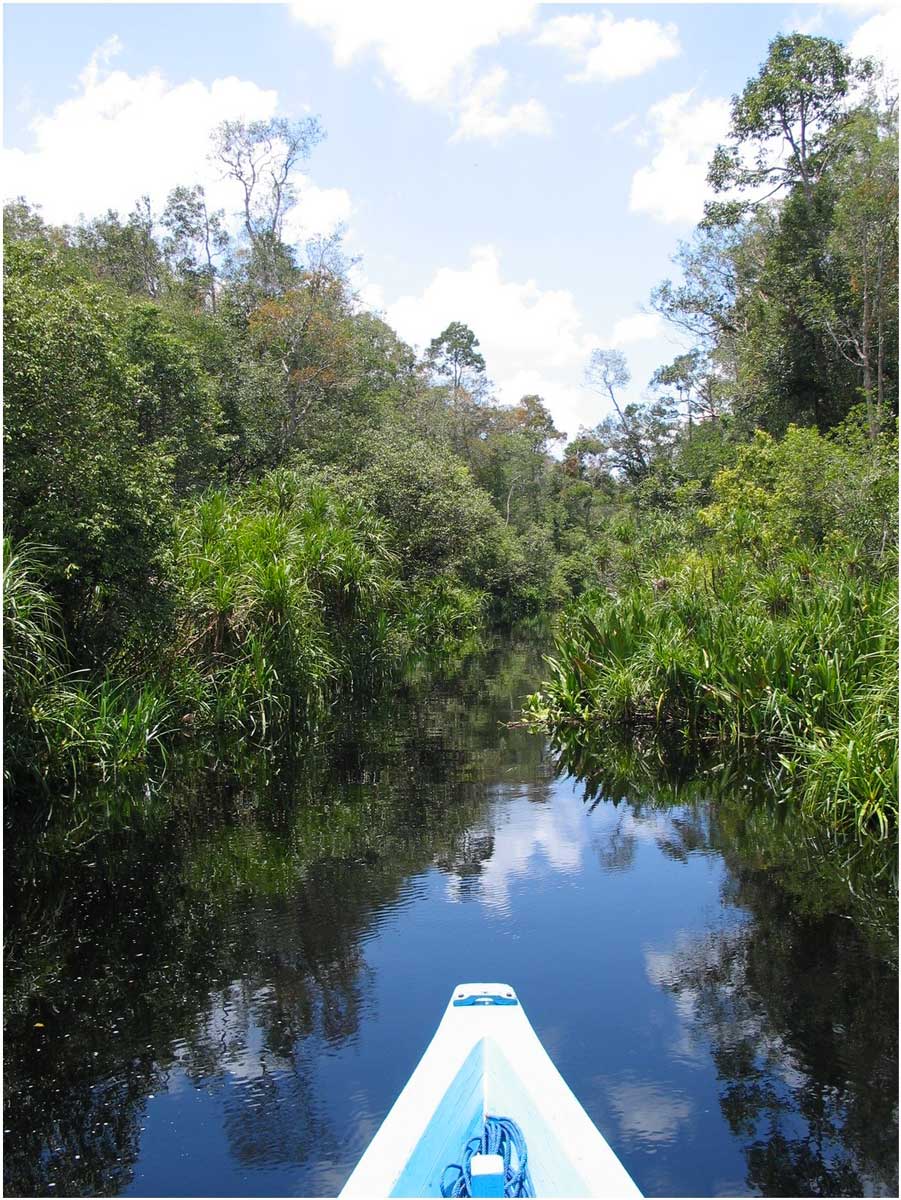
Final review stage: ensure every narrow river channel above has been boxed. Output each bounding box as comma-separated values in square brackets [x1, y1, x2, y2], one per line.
[4, 631, 898, 1197]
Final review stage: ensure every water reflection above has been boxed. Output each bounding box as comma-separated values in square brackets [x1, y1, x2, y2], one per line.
[4, 632, 898, 1197]
[440, 790, 585, 912]
[649, 881, 898, 1196]
[605, 1079, 695, 1147]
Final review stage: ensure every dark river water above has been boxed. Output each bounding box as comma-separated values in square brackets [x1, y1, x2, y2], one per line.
[4, 632, 898, 1198]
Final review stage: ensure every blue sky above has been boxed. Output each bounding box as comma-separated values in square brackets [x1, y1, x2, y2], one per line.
[4, 2, 896, 437]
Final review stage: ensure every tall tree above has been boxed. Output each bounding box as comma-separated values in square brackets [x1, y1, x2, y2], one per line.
[3, 241, 175, 645]
[426, 321, 487, 401]
[211, 116, 324, 294]
[804, 108, 899, 438]
[3, 197, 52, 243]
[425, 322, 489, 461]
[705, 34, 871, 225]
[467, 394, 564, 528]
[585, 348, 651, 476]
[73, 197, 165, 297]
[649, 226, 744, 349]
[245, 270, 356, 462]
[710, 34, 868, 223]
[585, 349, 630, 422]
[660, 35, 896, 433]
[161, 184, 230, 312]
[650, 351, 703, 438]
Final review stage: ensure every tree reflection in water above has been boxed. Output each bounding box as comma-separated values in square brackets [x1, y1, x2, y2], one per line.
[559, 728, 898, 1197]
[4, 634, 897, 1197]
[3, 634, 550, 1196]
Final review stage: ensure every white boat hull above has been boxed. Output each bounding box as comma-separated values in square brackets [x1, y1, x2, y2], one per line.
[339, 983, 642, 1198]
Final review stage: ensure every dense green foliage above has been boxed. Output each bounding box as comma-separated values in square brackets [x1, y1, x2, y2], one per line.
[526, 421, 898, 837]
[526, 36, 898, 840]
[3, 36, 898, 838]
[3, 162, 575, 799]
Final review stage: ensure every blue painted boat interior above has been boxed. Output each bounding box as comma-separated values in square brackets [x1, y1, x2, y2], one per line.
[391, 1040, 485, 1197]
[483, 1039, 588, 1198]
[389, 1037, 591, 1198]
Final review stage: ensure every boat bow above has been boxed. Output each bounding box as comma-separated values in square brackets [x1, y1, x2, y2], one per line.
[339, 984, 642, 1198]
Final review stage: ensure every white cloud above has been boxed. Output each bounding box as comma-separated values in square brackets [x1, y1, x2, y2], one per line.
[787, 7, 826, 36]
[385, 244, 600, 431]
[382, 245, 671, 437]
[282, 181, 353, 244]
[848, 4, 901, 80]
[81, 33, 124, 85]
[3, 39, 351, 242]
[611, 312, 662, 347]
[291, 0, 537, 104]
[291, 1, 547, 144]
[834, 0, 890, 11]
[451, 67, 551, 142]
[348, 262, 387, 314]
[629, 90, 731, 225]
[609, 113, 638, 136]
[386, 244, 597, 374]
[535, 11, 681, 83]
[628, 7, 899, 230]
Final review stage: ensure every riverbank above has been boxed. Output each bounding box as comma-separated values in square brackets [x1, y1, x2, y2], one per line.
[525, 426, 898, 840]
[3, 471, 502, 806]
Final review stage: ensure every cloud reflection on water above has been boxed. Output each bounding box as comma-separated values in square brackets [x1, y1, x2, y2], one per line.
[603, 1076, 694, 1147]
[440, 784, 585, 911]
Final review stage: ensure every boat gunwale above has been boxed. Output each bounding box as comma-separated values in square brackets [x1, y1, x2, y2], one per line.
[338, 983, 642, 1199]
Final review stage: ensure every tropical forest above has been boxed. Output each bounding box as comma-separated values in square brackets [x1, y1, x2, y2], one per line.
[4, 22, 899, 1200]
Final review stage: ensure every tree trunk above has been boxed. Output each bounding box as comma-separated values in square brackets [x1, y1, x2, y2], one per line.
[861, 281, 876, 443]
[203, 211, 217, 314]
[505, 483, 516, 526]
[875, 240, 886, 433]
[607, 384, 647, 471]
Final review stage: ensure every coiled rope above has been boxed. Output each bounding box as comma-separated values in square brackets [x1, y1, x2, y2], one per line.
[440, 1115, 535, 1197]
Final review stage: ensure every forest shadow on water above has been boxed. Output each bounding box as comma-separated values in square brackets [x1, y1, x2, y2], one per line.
[4, 630, 898, 1198]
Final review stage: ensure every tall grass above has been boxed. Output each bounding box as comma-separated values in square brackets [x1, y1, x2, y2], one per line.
[4, 473, 490, 803]
[173, 477, 485, 729]
[527, 554, 897, 837]
[3, 539, 65, 718]
[4, 539, 176, 797]
[527, 423, 899, 839]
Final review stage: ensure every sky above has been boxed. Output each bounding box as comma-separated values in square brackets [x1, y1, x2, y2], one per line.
[4, 1, 898, 440]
